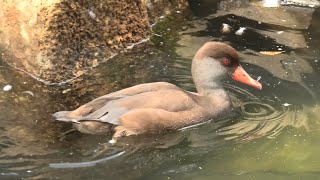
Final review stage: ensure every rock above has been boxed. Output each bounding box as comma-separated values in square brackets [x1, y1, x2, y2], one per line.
[209, 2, 315, 49]
[0, 0, 188, 84]
[281, 0, 320, 8]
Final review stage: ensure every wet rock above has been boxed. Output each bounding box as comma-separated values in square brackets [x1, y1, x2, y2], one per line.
[0, 0, 188, 84]
[239, 50, 313, 83]
[209, 1, 315, 48]
[281, 0, 320, 8]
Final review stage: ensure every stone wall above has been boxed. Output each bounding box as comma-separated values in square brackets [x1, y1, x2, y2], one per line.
[0, 0, 188, 84]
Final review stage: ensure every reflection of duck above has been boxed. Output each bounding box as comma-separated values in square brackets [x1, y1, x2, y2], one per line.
[53, 42, 262, 138]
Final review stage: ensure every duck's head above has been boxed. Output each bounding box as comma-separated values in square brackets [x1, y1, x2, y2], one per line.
[192, 42, 262, 91]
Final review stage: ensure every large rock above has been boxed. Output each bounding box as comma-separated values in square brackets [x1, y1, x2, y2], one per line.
[0, 0, 188, 84]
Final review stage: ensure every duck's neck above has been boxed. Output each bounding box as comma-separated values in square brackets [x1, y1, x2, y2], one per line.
[192, 57, 227, 95]
[192, 57, 232, 115]
[195, 82, 225, 95]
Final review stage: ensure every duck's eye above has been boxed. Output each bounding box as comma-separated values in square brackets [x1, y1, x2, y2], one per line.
[223, 58, 231, 66]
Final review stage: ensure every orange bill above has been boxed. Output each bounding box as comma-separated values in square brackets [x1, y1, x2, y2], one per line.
[232, 66, 262, 90]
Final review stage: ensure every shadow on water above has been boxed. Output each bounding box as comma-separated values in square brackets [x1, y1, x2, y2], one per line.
[1, 1, 320, 179]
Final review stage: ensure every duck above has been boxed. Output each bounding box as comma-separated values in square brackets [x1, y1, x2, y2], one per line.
[53, 42, 262, 138]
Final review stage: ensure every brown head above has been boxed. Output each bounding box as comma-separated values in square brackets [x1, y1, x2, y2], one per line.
[192, 42, 262, 92]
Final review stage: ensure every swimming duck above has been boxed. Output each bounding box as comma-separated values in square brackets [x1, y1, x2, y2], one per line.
[54, 42, 262, 138]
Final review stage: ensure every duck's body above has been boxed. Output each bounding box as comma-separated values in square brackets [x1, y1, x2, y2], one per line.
[54, 42, 262, 138]
[55, 82, 231, 137]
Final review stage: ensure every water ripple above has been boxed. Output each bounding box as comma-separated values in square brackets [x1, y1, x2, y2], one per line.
[217, 84, 309, 141]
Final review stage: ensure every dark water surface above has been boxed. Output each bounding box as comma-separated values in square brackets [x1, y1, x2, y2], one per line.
[1, 1, 320, 179]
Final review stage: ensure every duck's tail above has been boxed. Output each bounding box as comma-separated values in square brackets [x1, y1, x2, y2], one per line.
[53, 111, 102, 123]
[53, 111, 78, 122]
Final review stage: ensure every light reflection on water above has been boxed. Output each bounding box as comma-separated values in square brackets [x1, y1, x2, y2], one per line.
[0, 1, 320, 179]
[219, 87, 309, 141]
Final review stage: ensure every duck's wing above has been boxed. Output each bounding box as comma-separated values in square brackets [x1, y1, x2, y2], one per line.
[55, 88, 202, 128]
[53, 82, 180, 123]
[96, 82, 180, 100]
[77, 89, 203, 130]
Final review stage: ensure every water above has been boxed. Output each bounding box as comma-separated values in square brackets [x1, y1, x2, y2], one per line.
[1, 1, 320, 179]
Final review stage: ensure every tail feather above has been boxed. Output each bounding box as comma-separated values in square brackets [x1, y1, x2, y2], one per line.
[53, 111, 77, 122]
[53, 111, 102, 123]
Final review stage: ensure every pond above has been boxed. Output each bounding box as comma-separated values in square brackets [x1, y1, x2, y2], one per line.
[1, 0, 320, 179]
